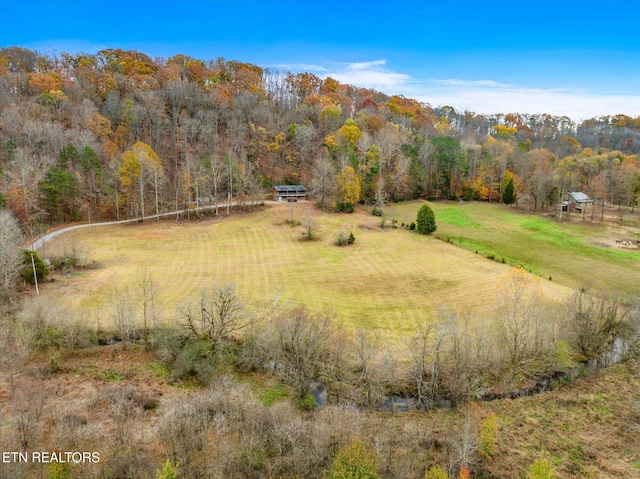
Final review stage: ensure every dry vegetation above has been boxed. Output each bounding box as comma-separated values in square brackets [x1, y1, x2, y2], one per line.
[0, 343, 638, 479]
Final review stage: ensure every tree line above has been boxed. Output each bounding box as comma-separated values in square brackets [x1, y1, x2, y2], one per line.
[0, 46, 639, 234]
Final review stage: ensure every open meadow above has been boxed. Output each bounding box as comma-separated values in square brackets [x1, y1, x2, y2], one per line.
[39, 202, 571, 340]
[394, 201, 640, 299]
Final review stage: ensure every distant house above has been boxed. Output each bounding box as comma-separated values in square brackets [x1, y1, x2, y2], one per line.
[272, 185, 307, 202]
[562, 192, 593, 212]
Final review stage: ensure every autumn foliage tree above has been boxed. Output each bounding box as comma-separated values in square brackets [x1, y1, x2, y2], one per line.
[326, 438, 381, 479]
[424, 466, 450, 479]
[336, 165, 361, 212]
[119, 142, 164, 219]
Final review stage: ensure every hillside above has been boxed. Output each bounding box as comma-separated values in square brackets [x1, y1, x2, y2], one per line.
[0, 46, 638, 238]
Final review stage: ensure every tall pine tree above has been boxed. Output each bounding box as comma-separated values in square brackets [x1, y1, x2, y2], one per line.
[503, 177, 515, 205]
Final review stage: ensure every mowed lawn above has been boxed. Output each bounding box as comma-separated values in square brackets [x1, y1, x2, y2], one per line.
[394, 201, 640, 298]
[40, 203, 569, 340]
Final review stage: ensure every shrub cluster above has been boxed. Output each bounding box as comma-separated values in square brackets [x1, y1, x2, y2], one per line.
[336, 202, 355, 213]
[335, 230, 356, 246]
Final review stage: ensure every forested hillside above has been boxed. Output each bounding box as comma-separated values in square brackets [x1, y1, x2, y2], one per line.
[0, 46, 639, 234]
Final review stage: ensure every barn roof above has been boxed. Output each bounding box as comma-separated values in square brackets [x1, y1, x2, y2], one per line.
[273, 185, 306, 192]
[569, 192, 591, 202]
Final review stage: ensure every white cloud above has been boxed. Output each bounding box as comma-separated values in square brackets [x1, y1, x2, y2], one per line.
[347, 60, 387, 70]
[230, 56, 640, 120]
[415, 80, 640, 121]
[275, 63, 329, 72]
[307, 59, 412, 92]
[299, 60, 640, 120]
[430, 79, 513, 88]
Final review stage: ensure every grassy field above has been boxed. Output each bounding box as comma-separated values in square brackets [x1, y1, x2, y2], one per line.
[393, 201, 640, 298]
[40, 202, 569, 339]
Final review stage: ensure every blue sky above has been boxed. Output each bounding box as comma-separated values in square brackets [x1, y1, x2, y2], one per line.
[2, 0, 640, 120]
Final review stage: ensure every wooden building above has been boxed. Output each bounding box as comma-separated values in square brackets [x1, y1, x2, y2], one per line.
[566, 192, 593, 212]
[272, 185, 307, 202]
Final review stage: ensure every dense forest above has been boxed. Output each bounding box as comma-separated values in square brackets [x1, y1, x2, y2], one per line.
[0, 46, 639, 234]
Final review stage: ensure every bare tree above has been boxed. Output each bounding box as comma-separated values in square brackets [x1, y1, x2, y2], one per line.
[269, 308, 334, 398]
[563, 285, 630, 361]
[157, 399, 207, 476]
[138, 267, 160, 335]
[108, 388, 144, 447]
[408, 317, 434, 408]
[448, 409, 479, 477]
[444, 314, 491, 405]
[392, 155, 411, 200]
[14, 385, 46, 449]
[409, 316, 450, 408]
[292, 123, 318, 173]
[0, 209, 23, 294]
[301, 208, 320, 240]
[108, 285, 136, 344]
[495, 267, 550, 370]
[310, 155, 337, 209]
[417, 139, 436, 196]
[352, 329, 388, 409]
[0, 321, 20, 398]
[181, 283, 255, 346]
[206, 153, 224, 215]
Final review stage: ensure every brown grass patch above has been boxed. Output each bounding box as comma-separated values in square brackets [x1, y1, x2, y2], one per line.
[134, 233, 164, 240]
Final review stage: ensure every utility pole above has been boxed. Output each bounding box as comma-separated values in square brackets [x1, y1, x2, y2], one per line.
[31, 252, 39, 296]
[227, 155, 232, 216]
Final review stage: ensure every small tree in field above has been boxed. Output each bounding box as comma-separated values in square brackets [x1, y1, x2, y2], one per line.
[302, 214, 319, 241]
[416, 204, 437, 234]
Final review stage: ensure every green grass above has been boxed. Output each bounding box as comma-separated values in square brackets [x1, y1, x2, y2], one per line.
[148, 362, 171, 379]
[395, 201, 640, 297]
[431, 207, 482, 229]
[104, 370, 123, 382]
[258, 383, 289, 406]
